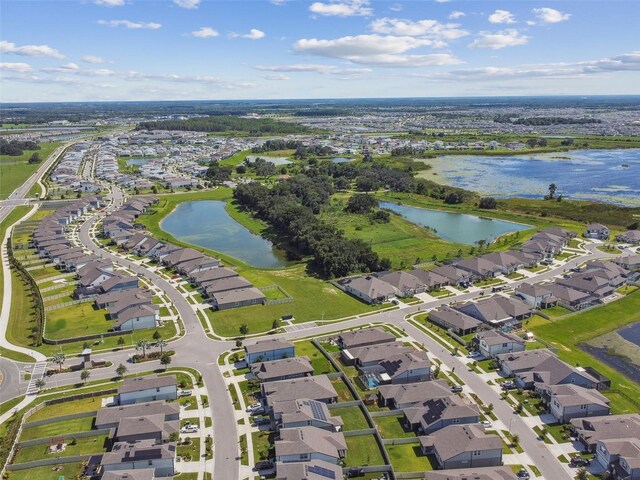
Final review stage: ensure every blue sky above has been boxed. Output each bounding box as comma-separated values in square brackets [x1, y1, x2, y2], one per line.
[1, 0, 639, 102]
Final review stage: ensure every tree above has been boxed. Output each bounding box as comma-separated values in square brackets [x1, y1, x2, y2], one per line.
[235, 338, 243, 348]
[117, 336, 125, 346]
[511, 434, 519, 447]
[136, 339, 150, 358]
[526, 138, 538, 149]
[53, 353, 66, 372]
[345, 193, 378, 214]
[35, 378, 46, 389]
[236, 164, 247, 174]
[153, 330, 162, 341]
[239, 324, 249, 337]
[80, 369, 90, 384]
[538, 138, 548, 147]
[272, 318, 281, 330]
[548, 183, 557, 199]
[157, 339, 168, 354]
[575, 467, 589, 480]
[160, 353, 172, 369]
[28, 152, 42, 164]
[116, 363, 127, 378]
[355, 173, 381, 193]
[334, 177, 349, 191]
[478, 197, 497, 209]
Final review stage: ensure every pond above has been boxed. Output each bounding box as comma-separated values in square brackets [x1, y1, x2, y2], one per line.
[126, 158, 151, 166]
[379, 201, 531, 245]
[161, 200, 289, 268]
[245, 155, 292, 166]
[421, 149, 640, 206]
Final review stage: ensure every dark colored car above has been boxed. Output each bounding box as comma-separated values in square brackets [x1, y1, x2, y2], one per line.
[450, 386, 463, 393]
[570, 456, 591, 467]
[516, 469, 530, 479]
[254, 460, 273, 471]
[502, 381, 516, 390]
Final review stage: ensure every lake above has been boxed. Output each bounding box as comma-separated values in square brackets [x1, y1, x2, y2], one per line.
[331, 157, 354, 163]
[161, 200, 288, 268]
[245, 155, 292, 166]
[126, 158, 151, 166]
[424, 149, 640, 206]
[379, 201, 531, 245]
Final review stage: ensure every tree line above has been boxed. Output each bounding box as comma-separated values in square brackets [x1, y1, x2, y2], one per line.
[0, 139, 41, 156]
[234, 175, 390, 278]
[136, 116, 310, 135]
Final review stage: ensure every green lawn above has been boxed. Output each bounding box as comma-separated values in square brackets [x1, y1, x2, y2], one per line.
[294, 340, 335, 374]
[373, 414, 416, 439]
[13, 434, 109, 464]
[530, 291, 640, 414]
[543, 305, 571, 319]
[177, 437, 200, 461]
[332, 405, 369, 431]
[20, 416, 95, 441]
[27, 397, 104, 422]
[386, 442, 436, 472]
[45, 303, 110, 340]
[0, 142, 61, 200]
[332, 377, 356, 402]
[344, 435, 386, 467]
[5, 462, 85, 480]
[252, 430, 276, 463]
[320, 195, 468, 268]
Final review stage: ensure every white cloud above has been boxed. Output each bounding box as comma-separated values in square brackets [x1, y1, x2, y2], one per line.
[270, 0, 286, 4]
[309, 0, 372, 17]
[469, 29, 529, 49]
[94, 0, 125, 6]
[389, 3, 402, 12]
[449, 11, 465, 19]
[191, 27, 219, 38]
[254, 63, 371, 74]
[370, 17, 468, 45]
[0, 62, 33, 73]
[260, 73, 290, 80]
[173, 0, 200, 8]
[230, 29, 265, 40]
[82, 55, 107, 64]
[488, 9, 516, 24]
[532, 7, 571, 24]
[98, 19, 161, 29]
[434, 0, 450, 3]
[61, 63, 80, 70]
[0, 40, 64, 59]
[294, 35, 462, 66]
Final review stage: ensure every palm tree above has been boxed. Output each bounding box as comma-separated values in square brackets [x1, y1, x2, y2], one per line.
[116, 363, 127, 378]
[80, 369, 90, 384]
[35, 378, 46, 390]
[160, 353, 172, 369]
[52, 353, 66, 372]
[157, 339, 167, 354]
[136, 339, 150, 358]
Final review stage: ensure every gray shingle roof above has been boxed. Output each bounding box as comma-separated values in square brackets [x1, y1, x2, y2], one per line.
[338, 327, 395, 349]
[118, 375, 176, 394]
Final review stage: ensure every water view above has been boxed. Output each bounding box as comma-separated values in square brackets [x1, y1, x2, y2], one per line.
[161, 200, 288, 268]
[423, 149, 640, 206]
[245, 155, 292, 166]
[331, 157, 354, 163]
[379, 201, 531, 245]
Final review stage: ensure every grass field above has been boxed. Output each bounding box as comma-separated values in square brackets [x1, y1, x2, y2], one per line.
[344, 435, 386, 467]
[27, 397, 104, 422]
[373, 414, 416, 438]
[530, 292, 640, 414]
[0, 142, 61, 200]
[386, 442, 436, 472]
[294, 340, 335, 374]
[5, 462, 85, 480]
[45, 303, 110, 340]
[13, 434, 109, 463]
[20, 416, 95, 441]
[332, 405, 369, 431]
[251, 430, 275, 463]
[320, 195, 468, 268]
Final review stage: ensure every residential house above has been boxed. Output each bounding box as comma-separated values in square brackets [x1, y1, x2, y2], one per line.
[456, 295, 533, 327]
[614, 254, 640, 271]
[203, 276, 253, 297]
[419, 425, 502, 470]
[570, 414, 640, 452]
[261, 375, 338, 408]
[117, 376, 177, 405]
[244, 339, 295, 365]
[275, 426, 347, 464]
[251, 357, 314, 383]
[272, 399, 344, 432]
[515, 282, 557, 309]
[102, 469, 155, 480]
[176, 256, 221, 276]
[113, 304, 158, 332]
[475, 330, 526, 358]
[275, 460, 343, 480]
[431, 265, 473, 286]
[596, 438, 640, 480]
[101, 440, 176, 477]
[584, 223, 610, 240]
[455, 258, 503, 280]
[362, 350, 431, 385]
[615, 230, 640, 245]
[162, 248, 203, 269]
[210, 287, 266, 310]
[546, 284, 595, 310]
[548, 384, 611, 423]
[115, 414, 178, 443]
[340, 275, 398, 304]
[336, 327, 395, 350]
[410, 268, 450, 290]
[376, 271, 427, 296]
[95, 401, 180, 429]
[190, 267, 238, 285]
[340, 341, 413, 367]
[422, 466, 520, 480]
[428, 306, 481, 335]
[403, 395, 480, 434]
[378, 379, 452, 409]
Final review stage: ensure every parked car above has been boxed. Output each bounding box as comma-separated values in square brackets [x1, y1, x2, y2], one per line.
[479, 420, 492, 428]
[467, 351, 481, 358]
[450, 386, 463, 393]
[254, 460, 273, 471]
[570, 456, 591, 467]
[181, 425, 199, 433]
[253, 417, 270, 426]
[178, 389, 192, 397]
[502, 381, 516, 390]
[516, 469, 530, 479]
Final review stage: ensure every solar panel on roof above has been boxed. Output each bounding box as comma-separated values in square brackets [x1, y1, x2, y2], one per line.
[306, 464, 336, 479]
[310, 401, 327, 421]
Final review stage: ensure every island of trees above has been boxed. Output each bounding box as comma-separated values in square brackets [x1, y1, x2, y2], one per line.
[136, 116, 311, 135]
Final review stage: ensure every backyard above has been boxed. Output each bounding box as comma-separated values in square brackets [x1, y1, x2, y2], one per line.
[344, 435, 386, 467]
[386, 442, 437, 472]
